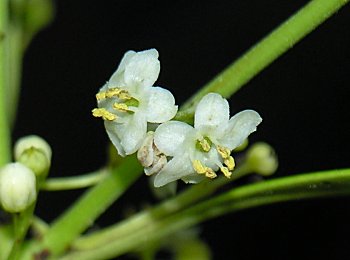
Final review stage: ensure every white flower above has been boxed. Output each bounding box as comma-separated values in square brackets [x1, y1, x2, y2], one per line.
[0, 163, 37, 213]
[92, 49, 178, 156]
[152, 93, 262, 187]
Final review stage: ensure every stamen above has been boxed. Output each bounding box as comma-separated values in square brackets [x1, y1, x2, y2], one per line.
[96, 92, 106, 101]
[192, 160, 217, 179]
[113, 103, 131, 112]
[92, 108, 117, 121]
[224, 156, 235, 171]
[217, 145, 231, 159]
[205, 168, 217, 179]
[96, 88, 132, 101]
[192, 160, 206, 174]
[106, 88, 131, 100]
[220, 166, 232, 178]
[196, 137, 212, 152]
[199, 138, 211, 152]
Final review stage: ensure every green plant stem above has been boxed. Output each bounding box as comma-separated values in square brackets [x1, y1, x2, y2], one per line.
[7, 203, 36, 260]
[72, 164, 251, 250]
[41, 169, 109, 191]
[61, 168, 350, 259]
[175, 0, 349, 122]
[0, 0, 11, 166]
[27, 155, 142, 258]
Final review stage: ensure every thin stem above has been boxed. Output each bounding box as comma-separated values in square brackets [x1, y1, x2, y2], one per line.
[28, 155, 143, 257]
[41, 169, 109, 191]
[72, 164, 251, 250]
[176, 0, 349, 122]
[0, 0, 11, 166]
[61, 168, 350, 259]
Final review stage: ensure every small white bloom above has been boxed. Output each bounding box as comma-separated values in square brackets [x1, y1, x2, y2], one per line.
[0, 163, 37, 213]
[92, 49, 178, 156]
[152, 93, 262, 187]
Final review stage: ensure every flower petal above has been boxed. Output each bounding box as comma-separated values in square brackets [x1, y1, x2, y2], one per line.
[119, 112, 148, 155]
[194, 93, 229, 132]
[104, 122, 126, 157]
[219, 110, 262, 150]
[124, 49, 160, 88]
[108, 51, 136, 87]
[144, 86, 178, 123]
[154, 154, 193, 187]
[154, 121, 193, 156]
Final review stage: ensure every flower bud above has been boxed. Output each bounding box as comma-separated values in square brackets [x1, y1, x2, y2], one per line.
[0, 163, 37, 213]
[14, 135, 52, 177]
[246, 142, 278, 176]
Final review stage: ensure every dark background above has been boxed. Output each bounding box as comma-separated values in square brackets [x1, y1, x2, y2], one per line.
[13, 0, 350, 259]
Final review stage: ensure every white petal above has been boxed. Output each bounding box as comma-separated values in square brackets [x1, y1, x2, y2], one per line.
[144, 86, 178, 123]
[119, 112, 148, 155]
[154, 121, 193, 156]
[104, 121, 126, 157]
[194, 93, 229, 132]
[219, 110, 262, 150]
[124, 49, 160, 88]
[154, 154, 193, 187]
[181, 174, 205, 184]
[108, 51, 136, 87]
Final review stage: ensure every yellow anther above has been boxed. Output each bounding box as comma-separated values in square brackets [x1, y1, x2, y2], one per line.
[224, 156, 235, 171]
[217, 146, 231, 159]
[113, 103, 130, 112]
[92, 108, 117, 121]
[192, 160, 217, 179]
[192, 160, 206, 174]
[106, 88, 131, 100]
[220, 167, 232, 178]
[205, 168, 217, 179]
[96, 92, 106, 101]
[199, 138, 211, 152]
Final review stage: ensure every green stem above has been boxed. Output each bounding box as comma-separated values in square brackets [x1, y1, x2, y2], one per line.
[0, 0, 11, 166]
[72, 164, 251, 250]
[61, 168, 350, 259]
[41, 169, 109, 191]
[7, 203, 36, 260]
[176, 0, 349, 122]
[28, 155, 142, 258]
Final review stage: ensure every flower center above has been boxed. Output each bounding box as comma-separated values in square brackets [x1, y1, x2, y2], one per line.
[192, 143, 235, 179]
[92, 87, 139, 121]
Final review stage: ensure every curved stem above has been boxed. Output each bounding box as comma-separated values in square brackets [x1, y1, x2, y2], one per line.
[61, 168, 350, 259]
[41, 169, 109, 191]
[176, 0, 349, 122]
[72, 164, 251, 250]
[26, 155, 143, 258]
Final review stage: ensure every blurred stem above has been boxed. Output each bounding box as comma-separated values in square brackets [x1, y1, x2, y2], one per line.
[72, 164, 251, 251]
[62, 168, 350, 259]
[26, 155, 143, 258]
[41, 169, 109, 191]
[175, 0, 349, 122]
[7, 204, 35, 260]
[0, 0, 11, 166]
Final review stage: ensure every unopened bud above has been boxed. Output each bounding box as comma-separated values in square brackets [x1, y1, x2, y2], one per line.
[0, 163, 37, 213]
[14, 135, 52, 177]
[246, 142, 278, 176]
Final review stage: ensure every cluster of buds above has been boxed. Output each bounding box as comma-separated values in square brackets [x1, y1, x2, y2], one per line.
[0, 135, 51, 213]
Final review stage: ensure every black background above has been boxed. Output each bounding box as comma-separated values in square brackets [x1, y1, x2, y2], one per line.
[13, 1, 350, 259]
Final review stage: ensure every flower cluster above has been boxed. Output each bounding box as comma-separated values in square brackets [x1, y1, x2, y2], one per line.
[94, 49, 262, 187]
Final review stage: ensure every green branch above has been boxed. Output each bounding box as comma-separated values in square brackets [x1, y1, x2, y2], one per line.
[26, 155, 142, 258]
[176, 0, 349, 122]
[0, 0, 11, 166]
[61, 168, 350, 259]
